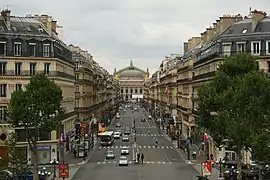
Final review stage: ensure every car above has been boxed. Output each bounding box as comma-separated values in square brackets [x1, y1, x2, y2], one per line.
[122, 136, 129, 142]
[124, 129, 131, 135]
[121, 146, 129, 155]
[118, 156, 128, 166]
[116, 123, 121, 127]
[148, 115, 152, 119]
[113, 132, 121, 139]
[106, 150, 115, 159]
[141, 118, 146, 122]
[134, 108, 137, 111]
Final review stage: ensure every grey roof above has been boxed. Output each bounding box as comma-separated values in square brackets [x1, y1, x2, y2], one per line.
[0, 16, 51, 37]
[222, 16, 270, 36]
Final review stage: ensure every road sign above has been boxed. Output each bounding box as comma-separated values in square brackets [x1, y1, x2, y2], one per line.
[59, 164, 69, 178]
[201, 161, 212, 176]
[185, 138, 190, 144]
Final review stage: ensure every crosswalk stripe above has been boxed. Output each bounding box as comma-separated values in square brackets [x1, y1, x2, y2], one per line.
[98, 145, 175, 149]
[96, 161, 173, 165]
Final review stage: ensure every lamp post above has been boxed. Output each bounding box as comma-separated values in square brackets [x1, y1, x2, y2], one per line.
[218, 158, 223, 179]
[50, 157, 58, 178]
[83, 134, 88, 160]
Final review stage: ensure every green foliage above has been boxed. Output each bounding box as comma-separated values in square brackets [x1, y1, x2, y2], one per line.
[197, 53, 270, 159]
[7, 73, 64, 149]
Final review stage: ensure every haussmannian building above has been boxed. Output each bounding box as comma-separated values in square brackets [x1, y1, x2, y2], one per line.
[114, 60, 149, 101]
[145, 9, 269, 163]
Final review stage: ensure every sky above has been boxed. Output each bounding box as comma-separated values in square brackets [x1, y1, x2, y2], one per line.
[1, 0, 270, 74]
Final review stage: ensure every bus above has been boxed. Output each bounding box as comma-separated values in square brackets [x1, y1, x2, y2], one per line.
[100, 131, 114, 146]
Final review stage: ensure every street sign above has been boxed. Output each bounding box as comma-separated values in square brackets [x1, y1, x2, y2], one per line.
[59, 164, 69, 178]
[201, 161, 212, 176]
[185, 138, 190, 144]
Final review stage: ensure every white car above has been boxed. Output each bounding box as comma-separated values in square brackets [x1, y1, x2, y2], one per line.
[121, 146, 129, 155]
[119, 156, 128, 166]
[148, 115, 152, 119]
[122, 136, 129, 142]
[114, 132, 120, 139]
[106, 150, 115, 159]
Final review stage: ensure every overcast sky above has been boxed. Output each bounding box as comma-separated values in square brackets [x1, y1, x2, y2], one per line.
[1, 0, 270, 74]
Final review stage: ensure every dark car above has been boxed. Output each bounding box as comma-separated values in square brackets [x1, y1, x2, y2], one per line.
[124, 129, 131, 135]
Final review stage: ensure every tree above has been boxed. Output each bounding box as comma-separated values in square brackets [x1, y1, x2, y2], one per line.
[7, 73, 64, 180]
[197, 53, 270, 179]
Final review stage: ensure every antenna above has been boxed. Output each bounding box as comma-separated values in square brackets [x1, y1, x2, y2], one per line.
[249, 6, 252, 16]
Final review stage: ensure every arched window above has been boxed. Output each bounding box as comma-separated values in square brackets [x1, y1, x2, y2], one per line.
[75, 85, 79, 92]
[140, 88, 143, 94]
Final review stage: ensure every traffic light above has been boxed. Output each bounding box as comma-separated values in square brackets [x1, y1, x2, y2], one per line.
[75, 123, 81, 135]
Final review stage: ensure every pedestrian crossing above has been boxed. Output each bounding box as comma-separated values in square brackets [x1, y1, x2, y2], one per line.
[136, 134, 163, 137]
[97, 145, 175, 149]
[96, 161, 173, 165]
[110, 126, 157, 130]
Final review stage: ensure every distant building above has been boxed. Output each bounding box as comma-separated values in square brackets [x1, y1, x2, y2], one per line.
[114, 60, 149, 101]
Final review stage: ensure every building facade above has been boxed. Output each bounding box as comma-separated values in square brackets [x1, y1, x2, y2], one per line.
[0, 9, 76, 164]
[114, 60, 149, 101]
[145, 9, 269, 162]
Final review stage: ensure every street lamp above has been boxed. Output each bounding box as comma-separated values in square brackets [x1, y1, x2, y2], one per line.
[50, 157, 58, 178]
[83, 134, 88, 160]
[218, 158, 224, 179]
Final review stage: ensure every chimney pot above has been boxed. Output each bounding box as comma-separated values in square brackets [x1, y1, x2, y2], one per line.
[1, 9, 11, 29]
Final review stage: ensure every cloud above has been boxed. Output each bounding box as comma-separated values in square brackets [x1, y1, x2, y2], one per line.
[2, 0, 270, 74]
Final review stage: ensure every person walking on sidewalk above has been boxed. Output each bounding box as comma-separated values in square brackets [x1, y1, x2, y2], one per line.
[141, 153, 144, 164]
[137, 153, 140, 163]
[73, 149, 77, 159]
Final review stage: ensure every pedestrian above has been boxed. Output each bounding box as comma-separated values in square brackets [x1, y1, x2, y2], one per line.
[141, 153, 144, 164]
[73, 149, 77, 159]
[137, 153, 140, 163]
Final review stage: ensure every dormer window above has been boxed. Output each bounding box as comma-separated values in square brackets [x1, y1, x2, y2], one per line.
[242, 29, 247, 34]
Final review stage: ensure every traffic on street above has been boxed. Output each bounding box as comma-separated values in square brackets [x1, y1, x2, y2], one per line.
[72, 103, 199, 180]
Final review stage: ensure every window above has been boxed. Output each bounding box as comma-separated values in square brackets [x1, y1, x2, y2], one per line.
[15, 62, 22, 75]
[0, 106, 7, 122]
[14, 42, 22, 56]
[43, 44, 50, 57]
[135, 89, 138, 94]
[131, 89, 133, 94]
[222, 43, 231, 57]
[0, 42, 6, 55]
[266, 41, 270, 55]
[30, 62, 36, 75]
[140, 88, 142, 94]
[15, 84, 22, 91]
[75, 62, 79, 70]
[0, 62, 6, 75]
[29, 43, 36, 57]
[236, 43, 246, 52]
[251, 41, 261, 55]
[75, 85, 79, 92]
[125, 89, 128, 93]
[0, 84, 7, 97]
[75, 74, 79, 80]
[121, 89, 123, 94]
[44, 63, 51, 74]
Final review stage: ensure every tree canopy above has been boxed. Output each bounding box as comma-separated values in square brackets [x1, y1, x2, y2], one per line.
[7, 73, 64, 180]
[197, 53, 270, 167]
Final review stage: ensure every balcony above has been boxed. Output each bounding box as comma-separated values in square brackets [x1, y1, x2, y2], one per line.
[192, 71, 215, 81]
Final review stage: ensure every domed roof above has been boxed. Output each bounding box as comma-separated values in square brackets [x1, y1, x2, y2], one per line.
[118, 68, 144, 76]
[115, 60, 146, 77]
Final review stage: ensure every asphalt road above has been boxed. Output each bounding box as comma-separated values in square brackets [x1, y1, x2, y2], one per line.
[72, 103, 199, 180]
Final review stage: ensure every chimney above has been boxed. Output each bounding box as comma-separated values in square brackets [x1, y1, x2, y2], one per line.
[51, 20, 57, 32]
[200, 31, 207, 45]
[251, 10, 266, 31]
[218, 14, 243, 35]
[1, 9, 11, 29]
[183, 42, 188, 54]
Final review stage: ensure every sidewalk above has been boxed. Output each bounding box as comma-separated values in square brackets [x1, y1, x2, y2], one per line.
[164, 131, 222, 180]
